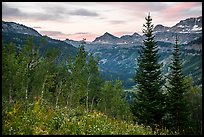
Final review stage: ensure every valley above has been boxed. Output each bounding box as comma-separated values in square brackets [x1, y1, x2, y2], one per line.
[2, 16, 202, 88]
[2, 3, 202, 134]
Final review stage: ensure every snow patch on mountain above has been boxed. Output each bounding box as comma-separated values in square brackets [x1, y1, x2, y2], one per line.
[100, 59, 108, 64]
[192, 25, 202, 31]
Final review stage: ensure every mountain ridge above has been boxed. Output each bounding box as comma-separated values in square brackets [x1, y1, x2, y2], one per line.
[2, 16, 202, 88]
[2, 15, 202, 45]
[92, 16, 202, 44]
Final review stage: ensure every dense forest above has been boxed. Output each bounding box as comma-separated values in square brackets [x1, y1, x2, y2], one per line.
[2, 15, 202, 135]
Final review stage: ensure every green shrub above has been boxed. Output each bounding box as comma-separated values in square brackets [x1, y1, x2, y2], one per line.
[2, 100, 171, 135]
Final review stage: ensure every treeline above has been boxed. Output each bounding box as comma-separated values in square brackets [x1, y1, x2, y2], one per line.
[2, 37, 131, 123]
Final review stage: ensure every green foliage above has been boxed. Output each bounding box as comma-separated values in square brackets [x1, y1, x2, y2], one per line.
[98, 81, 113, 114]
[2, 15, 201, 135]
[2, 42, 19, 102]
[132, 14, 165, 132]
[87, 53, 102, 109]
[97, 80, 132, 121]
[3, 101, 171, 135]
[71, 45, 88, 106]
[2, 37, 136, 135]
[183, 77, 202, 135]
[164, 36, 192, 134]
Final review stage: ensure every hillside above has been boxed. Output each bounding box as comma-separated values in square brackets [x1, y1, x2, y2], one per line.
[3, 99, 166, 135]
[2, 21, 78, 58]
[85, 38, 202, 88]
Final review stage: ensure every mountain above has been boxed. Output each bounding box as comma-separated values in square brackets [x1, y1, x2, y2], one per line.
[92, 32, 143, 45]
[88, 37, 202, 88]
[92, 16, 202, 45]
[153, 24, 170, 32]
[154, 16, 202, 33]
[2, 21, 42, 37]
[170, 16, 202, 33]
[118, 32, 143, 44]
[2, 16, 202, 89]
[64, 38, 82, 48]
[93, 32, 120, 44]
[83, 16, 202, 88]
[2, 21, 77, 58]
[153, 16, 202, 44]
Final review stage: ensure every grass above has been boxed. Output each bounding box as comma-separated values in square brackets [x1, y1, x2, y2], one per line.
[2, 99, 170, 135]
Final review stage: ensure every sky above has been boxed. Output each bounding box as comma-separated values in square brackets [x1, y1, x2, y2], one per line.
[2, 2, 202, 42]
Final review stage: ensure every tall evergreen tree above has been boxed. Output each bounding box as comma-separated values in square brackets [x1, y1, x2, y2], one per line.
[165, 36, 191, 134]
[131, 13, 165, 132]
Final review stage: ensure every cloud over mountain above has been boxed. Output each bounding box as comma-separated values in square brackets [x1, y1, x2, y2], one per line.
[69, 8, 99, 17]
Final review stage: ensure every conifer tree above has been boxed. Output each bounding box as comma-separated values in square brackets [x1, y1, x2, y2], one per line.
[165, 36, 190, 134]
[131, 13, 165, 132]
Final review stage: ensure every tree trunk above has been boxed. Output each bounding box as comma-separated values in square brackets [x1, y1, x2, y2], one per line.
[25, 88, 28, 100]
[9, 87, 12, 104]
[90, 96, 95, 112]
[41, 76, 47, 104]
[176, 112, 180, 134]
[69, 84, 73, 108]
[56, 81, 62, 109]
[105, 106, 106, 114]
[66, 94, 69, 107]
[86, 89, 89, 112]
[86, 76, 90, 113]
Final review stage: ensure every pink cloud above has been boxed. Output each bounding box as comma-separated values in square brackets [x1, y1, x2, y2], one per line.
[161, 2, 201, 21]
[164, 2, 198, 13]
[100, 2, 201, 26]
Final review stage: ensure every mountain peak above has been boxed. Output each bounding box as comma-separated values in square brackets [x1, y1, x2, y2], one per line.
[104, 32, 111, 35]
[132, 32, 141, 37]
[93, 32, 119, 43]
[103, 32, 116, 37]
